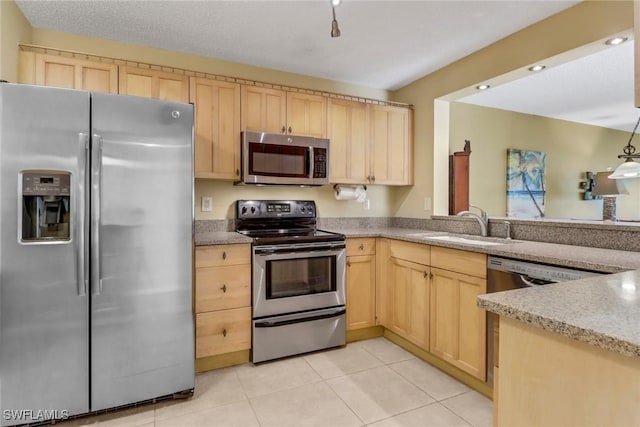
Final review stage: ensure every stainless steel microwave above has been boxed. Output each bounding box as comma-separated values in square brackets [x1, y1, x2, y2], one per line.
[240, 131, 330, 186]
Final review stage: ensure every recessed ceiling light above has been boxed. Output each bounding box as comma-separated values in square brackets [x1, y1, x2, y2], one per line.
[528, 65, 546, 72]
[476, 84, 490, 91]
[605, 36, 628, 46]
[331, 0, 341, 6]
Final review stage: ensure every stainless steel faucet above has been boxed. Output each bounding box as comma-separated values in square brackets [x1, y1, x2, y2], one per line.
[457, 205, 488, 237]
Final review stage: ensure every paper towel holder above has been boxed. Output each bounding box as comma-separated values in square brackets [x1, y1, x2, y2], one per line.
[333, 184, 367, 191]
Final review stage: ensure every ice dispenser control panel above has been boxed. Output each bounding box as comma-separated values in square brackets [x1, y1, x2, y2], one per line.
[21, 171, 71, 242]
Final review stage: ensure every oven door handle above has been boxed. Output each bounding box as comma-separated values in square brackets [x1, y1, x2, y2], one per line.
[255, 308, 346, 328]
[254, 246, 345, 257]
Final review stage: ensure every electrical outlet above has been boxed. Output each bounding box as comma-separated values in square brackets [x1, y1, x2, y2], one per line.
[201, 196, 213, 212]
[364, 199, 371, 210]
[424, 197, 431, 211]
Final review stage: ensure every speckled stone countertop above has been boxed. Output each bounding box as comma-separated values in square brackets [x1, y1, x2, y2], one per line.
[477, 271, 640, 357]
[328, 227, 640, 273]
[195, 222, 640, 357]
[195, 231, 251, 246]
[332, 227, 640, 358]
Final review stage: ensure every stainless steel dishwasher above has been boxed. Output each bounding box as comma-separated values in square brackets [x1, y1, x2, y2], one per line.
[486, 256, 602, 386]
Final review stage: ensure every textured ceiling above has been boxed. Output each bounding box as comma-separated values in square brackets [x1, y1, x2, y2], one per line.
[16, 0, 579, 90]
[18, 0, 631, 132]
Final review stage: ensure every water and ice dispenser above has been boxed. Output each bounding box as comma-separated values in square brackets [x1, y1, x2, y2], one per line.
[20, 171, 71, 242]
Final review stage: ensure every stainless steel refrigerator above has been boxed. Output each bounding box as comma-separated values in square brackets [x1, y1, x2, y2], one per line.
[0, 84, 195, 426]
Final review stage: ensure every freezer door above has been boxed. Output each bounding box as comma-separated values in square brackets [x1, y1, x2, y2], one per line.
[90, 93, 194, 411]
[0, 84, 90, 425]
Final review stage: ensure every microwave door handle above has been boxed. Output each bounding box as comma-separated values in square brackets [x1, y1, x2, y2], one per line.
[308, 146, 314, 179]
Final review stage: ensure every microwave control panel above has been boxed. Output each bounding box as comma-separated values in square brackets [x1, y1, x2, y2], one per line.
[313, 148, 327, 178]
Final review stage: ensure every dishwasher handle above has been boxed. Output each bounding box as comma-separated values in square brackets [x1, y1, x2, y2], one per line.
[519, 274, 555, 287]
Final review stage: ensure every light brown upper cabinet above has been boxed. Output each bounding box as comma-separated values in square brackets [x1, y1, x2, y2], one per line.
[328, 99, 370, 184]
[370, 105, 413, 185]
[241, 86, 327, 137]
[118, 66, 189, 102]
[23, 53, 118, 93]
[286, 92, 327, 137]
[190, 77, 241, 180]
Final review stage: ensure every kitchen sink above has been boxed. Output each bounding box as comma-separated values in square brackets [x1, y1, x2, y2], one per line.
[423, 235, 504, 246]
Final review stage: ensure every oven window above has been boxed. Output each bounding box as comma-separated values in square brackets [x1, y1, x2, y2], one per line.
[249, 143, 309, 178]
[265, 255, 336, 299]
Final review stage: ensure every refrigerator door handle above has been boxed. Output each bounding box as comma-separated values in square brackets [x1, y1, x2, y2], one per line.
[77, 133, 89, 296]
[91, 133, 103, 295]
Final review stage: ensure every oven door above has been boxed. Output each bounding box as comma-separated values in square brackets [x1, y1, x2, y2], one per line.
[252, 241, 346, 318]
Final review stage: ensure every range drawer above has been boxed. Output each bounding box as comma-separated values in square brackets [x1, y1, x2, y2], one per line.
[195, 244, 251, 268]
[195, 264, 251, 313]
[196, 307, 251, 358]
[346, 237, 376, 256]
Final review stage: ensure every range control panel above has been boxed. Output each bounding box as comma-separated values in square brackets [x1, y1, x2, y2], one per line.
[236, 200, 316, 219]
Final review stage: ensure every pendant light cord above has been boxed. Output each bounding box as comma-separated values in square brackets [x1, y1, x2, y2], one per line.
[622, 114, 640, 156]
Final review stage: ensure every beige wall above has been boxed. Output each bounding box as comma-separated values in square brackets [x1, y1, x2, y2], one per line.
[392, 1, 634, 218]
[0, 0, 32, 82]
[450, 102, 640, 221]
[20, 27, 397, 220]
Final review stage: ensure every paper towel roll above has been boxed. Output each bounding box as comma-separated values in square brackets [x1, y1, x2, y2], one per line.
[335, 185, 367, 202]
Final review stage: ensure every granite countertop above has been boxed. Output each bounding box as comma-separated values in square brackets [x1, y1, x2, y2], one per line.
[330, 227, 640, 357]
[477, 271, 640, 357]
[329, 227, 640, 273]
[195, 231, 251, 246]
[195, 225, 640, 357]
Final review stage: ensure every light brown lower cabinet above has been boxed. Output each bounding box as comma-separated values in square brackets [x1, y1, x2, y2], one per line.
[388, 257, 430, 350]
[430, 266, 487, 380]
[346, 238, 377, 331]
[196, 307, 251, 358]
[194, 244, 252, 365]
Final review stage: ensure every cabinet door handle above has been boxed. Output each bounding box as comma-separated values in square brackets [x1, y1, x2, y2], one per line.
[288, 126, 292, 134]
[281, 126, 286, 133]
[423, 271, 428, 279]
[221, 284, 227, 293]
[347, 261, 351, 267]
[235, 168, 240, 176]
[222, 328, 227, 337]
[222, 251, 227, 260]
[371, 175, 376, 183]
[359, 243, 364, 251]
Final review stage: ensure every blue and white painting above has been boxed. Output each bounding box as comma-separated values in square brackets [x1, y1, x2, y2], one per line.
[507, 149, 546, 218]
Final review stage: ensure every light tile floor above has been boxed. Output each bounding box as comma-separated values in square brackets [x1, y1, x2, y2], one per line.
[61, 338, 493, 427]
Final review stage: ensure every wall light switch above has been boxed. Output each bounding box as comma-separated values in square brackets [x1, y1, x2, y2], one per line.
[201, 196, 213, 212]
[424, 197, 432, 211]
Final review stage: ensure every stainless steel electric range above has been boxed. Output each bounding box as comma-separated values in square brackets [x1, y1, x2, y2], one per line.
[236, 200, 346, 363]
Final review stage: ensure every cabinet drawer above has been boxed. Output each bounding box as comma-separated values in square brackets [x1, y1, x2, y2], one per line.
[430, 246, 486, 279]
[196, 265, 251, 313]
[196, 307, 251, 358]
[389, 239, 430, 265]
[346, 238, 376, 256]
[195, 244, 250, 268]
